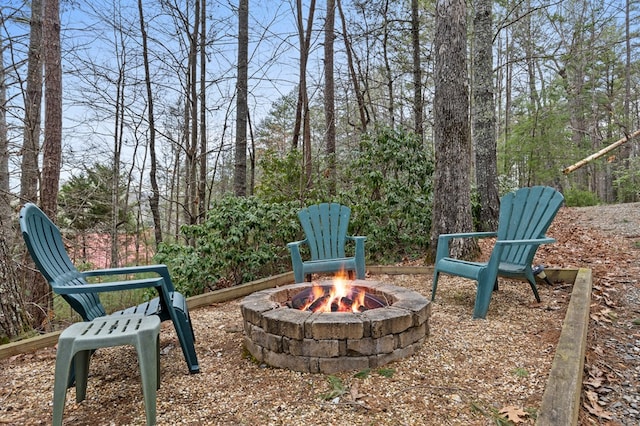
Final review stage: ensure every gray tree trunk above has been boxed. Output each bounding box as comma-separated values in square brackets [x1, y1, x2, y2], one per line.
[472, 0, 499, 231]
[411, 0, 423, 141]
[198, 0, 208, 213]
[0, 218, 29, 341]
[234, 0, 248, 196]
[324, 0, 336, 195]
[20, 0, 42, 207]
[137, 0, 162, 246]
[429, 0, 477, 261]
[0, 35, 11, 229]
[337, 0, 367, 132]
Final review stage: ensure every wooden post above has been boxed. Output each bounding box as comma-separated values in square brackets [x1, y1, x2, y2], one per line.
[563, 128, 640, 175]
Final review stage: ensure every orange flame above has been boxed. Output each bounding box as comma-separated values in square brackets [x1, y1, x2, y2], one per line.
[302, 270, 366, 313]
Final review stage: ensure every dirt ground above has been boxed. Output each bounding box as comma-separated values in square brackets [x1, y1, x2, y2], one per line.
[1, 203, 639, 425]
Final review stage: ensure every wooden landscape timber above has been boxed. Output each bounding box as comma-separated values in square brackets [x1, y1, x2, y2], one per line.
[563, 128, 640, 175]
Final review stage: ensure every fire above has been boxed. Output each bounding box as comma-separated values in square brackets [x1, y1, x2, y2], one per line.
[297, 271, 368, 313]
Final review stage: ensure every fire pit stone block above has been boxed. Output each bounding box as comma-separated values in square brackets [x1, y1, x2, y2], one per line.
[308, 313, 364, 340]
[317, 356, 371, 374]
[364, 307, 415, 338]
[262, 308, 311, 340]
[240, 281, 430, 374]
[246, 323, 282, 352]
[393, 298, 432, 326]
[346, 334, 395, 355]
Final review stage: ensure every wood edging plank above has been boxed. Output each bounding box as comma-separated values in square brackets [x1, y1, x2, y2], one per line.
[536, 268, 592, 426]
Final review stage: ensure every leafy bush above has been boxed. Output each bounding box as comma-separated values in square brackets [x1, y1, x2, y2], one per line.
[155, 197, 300, 296]
[564, 188, 600, 207]
[614, 157, 640, 203]
[340, 127, 435, 263]
[255, 149, 329, 204]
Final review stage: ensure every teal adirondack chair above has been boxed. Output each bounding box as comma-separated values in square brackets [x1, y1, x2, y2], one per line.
[287, 203, 366, 283]
[431, 186, 564, 319]
[19, 203, 199, 375]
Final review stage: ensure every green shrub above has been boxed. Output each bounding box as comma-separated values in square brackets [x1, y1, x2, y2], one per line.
[614, 157, 640, 203]
[155, 197, 300, 296]
[564, 188, 600, 207]
[255, 149, 329, 204]
[340, 127, 435, 263]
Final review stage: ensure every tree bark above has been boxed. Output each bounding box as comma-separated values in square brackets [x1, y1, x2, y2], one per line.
[34, 0, 62, 327]
[382, 0, 394, 126]
[0, 218, 29, 341]
[198, 0, 208, 215]
[234, 0, 248, 196]
[411, 0, 423, 141]
[292, 0, 316, 152]
[137, 0, 163, 246]
[0, 34, 11, 229]
[20, 0, 43, 207]
[472, 0, 499, 231]
[337, 0, 367, 132]
[429, 0, 477, 261]
[324, 0, 336, 195]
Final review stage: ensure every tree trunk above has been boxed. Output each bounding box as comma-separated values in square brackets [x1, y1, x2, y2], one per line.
[0, 219, 29, 341]
[324, 0, 336, 195]
[472, 0, 499, 231]
[337, 0, 367, 132]
[382, 0, 394, 126]
[20, 0, 43, 207]
[137, 0, 162, 246]
[411, 0, 423, 141]
[234, 0, 248, 196]
[292, 0, 316, 152]
[0, 35, 11, 229]
[17, 0, 44, 333]
[429, 0, 477, 261]
[198, 0, 207, 217]
[34, 0, 62, 327]
[110, 35, 126, 268]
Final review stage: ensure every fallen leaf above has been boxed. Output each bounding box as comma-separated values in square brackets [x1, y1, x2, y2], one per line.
[499, 405, 528, 423]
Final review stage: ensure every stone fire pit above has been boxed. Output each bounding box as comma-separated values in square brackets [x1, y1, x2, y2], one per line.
[240, 280, 431, 374]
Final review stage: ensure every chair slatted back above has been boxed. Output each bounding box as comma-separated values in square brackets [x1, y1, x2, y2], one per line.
[20, 203, 107, 320]
[298, 203, 351, 261]
[497, 186, 564, 267]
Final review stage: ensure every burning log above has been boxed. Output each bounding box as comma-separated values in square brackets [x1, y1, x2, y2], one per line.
[288, 283, 388, 313]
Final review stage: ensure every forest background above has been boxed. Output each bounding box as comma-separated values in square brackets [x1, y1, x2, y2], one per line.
[0, 0, 639, 339]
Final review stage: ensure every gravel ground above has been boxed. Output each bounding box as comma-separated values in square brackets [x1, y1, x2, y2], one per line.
[2, 202, 640, 425]
[1, 275, 566, 425]
[564, 203, 640, 425]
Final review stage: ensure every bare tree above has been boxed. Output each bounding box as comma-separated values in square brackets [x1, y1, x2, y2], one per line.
[234, 0, 248, 196]
[292, 0, 316, 193]
[184, 0, 201, 222]
[137, 0, 162, 246]
[33, 0, 62, 327]
[198, 0, 208, 214]
[324, 0, 336, 195]
[20, 0, 42, 207]
[382, 0, 395, 126]
[337, 0, 367, 132]
[429, 0, 477, 261]
[472, 0, 499, 231]
[411, 0, 423, 141]
[0, 33, 11, 227]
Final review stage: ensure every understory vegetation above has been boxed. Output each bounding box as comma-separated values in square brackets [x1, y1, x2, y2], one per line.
[153, 128, 436, 297]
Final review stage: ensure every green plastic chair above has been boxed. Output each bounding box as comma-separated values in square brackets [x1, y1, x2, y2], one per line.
[53, 315, 160, 426]
[19, 203, 199, 374]
[431, 186, 564, 319]
[287, 203, 366, 283]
